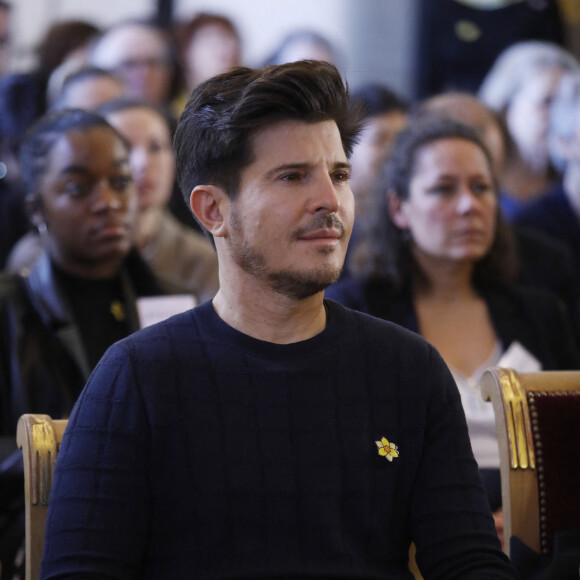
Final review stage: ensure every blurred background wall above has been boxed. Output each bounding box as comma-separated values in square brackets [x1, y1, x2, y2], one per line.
[8, 0, 419, 97]
[5, 0, 579, 101]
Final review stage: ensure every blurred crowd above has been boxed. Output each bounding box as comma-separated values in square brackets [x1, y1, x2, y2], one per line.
[1, 0, 580, 577]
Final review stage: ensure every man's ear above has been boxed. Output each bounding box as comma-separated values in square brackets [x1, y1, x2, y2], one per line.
[190, 185, 229, 237]
[387, 191, 409, 229]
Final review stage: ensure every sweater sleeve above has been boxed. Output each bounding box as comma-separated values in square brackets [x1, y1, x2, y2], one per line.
[40, 343, 150, 580]
[411, 346, 517, 579]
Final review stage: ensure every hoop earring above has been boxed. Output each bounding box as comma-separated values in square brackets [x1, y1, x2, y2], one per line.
[37, 222, 47, 235]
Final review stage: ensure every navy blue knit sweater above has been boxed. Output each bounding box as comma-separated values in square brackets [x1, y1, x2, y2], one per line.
[41, 300, 516, 579]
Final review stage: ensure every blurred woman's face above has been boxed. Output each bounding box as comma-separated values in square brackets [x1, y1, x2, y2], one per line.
[506, 67, 564, 171]
[93, 25, 173, 106]
[105, 107, 175, 212]
[350, 110, 407, 208]
[391, 137, 497, 265]
[35, 126, 137, 278]
[185, 24, 240, 89]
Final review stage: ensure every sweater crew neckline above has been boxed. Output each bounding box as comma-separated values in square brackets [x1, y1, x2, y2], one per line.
[193, 298, 345, 361]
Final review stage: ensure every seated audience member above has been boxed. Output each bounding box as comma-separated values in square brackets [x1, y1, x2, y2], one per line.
[4, 66, 125, 269]
[0, 1, 10, 76]
[8, 19, 102, 129]
[349, 83, 408, 235]
[40, 61, 516, 579]
[326, 117, 580, 537]
[0, 108, 163, 578]
[479, 40, 579, 209]
[413, 92, 579, 336]
[98, 98, 219, 302]
[40, 19, 102, 105]
[37, 19, 101, 78]
[89, 20, 195, 230]
[175, 12, 241, 97]
[415, 0, 565, 98]
[513, 70, 580, 334]
[0, 19, 102, 198]
[341, 82, 408, 279]
[89, 19, 182, 110]
[0, 177, 28, 269]
[50, 66, 125, 111]
[0, 73, 41, 264]
[262, 29, 341, 68]
[0, 73, 47, 185]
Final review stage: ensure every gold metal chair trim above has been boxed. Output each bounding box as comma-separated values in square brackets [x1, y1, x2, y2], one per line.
[497, 368, 536, 470]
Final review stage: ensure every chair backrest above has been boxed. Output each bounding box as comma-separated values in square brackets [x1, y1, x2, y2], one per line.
[16, 414, 68, 580]
[480, 367, 580, 557]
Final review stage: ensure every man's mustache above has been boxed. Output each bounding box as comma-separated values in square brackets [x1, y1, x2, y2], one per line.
[293, 214, 346, 240]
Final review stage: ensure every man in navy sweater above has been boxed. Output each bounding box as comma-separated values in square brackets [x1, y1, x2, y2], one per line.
[40, 60, 516, 579]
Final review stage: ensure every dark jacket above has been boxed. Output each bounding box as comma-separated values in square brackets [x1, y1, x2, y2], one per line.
[326, 278, 580, 372]
[0, 250, 161, 436]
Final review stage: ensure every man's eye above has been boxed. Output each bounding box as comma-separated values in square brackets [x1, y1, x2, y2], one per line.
[280, 173, 301, 182]
[332, 171, 350, 183]
[110, 175, 133, 191]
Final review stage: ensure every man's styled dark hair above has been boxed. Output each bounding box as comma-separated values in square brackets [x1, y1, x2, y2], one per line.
[174, 59, 363, 212]
[351, 116, 517, 289]
[20, 108, 128, 199]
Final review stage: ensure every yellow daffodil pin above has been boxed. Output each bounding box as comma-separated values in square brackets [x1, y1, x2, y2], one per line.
[375, 437, 399, 462]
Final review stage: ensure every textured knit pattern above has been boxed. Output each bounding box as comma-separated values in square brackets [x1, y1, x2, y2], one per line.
[41, 300, 516, 579]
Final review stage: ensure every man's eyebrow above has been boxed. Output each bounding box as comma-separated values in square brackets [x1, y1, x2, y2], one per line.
[265, 162, 312, 179]
[334, 161, 352, 172]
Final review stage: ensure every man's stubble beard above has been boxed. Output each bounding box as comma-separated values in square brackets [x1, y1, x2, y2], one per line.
[228, 210, 346, 301]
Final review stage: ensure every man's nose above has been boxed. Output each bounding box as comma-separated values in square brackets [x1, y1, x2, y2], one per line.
[310, 173, 340, 213]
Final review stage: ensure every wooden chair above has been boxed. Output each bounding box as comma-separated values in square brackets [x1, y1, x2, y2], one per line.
[16, 414, 68, 580]
[480, 367, 580, 557]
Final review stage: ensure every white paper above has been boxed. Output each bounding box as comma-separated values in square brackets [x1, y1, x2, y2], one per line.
[137, 295, 196, 328]
[498, 341, 542, 372]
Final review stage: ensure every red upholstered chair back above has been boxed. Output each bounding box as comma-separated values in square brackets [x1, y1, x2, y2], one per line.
[528, 388, 580, 554]
[481, 368, 580, 557]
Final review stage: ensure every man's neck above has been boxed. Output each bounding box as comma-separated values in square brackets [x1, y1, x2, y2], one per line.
[212, 276, 327, 345]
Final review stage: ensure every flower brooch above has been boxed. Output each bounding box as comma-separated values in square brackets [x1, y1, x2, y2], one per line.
[375, 437, 399, 462]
